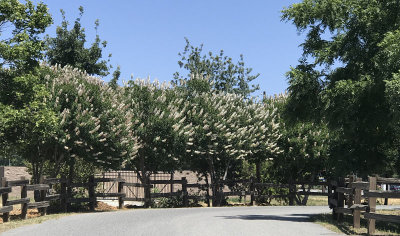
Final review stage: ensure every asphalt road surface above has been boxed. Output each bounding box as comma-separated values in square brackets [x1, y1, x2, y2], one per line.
[2, 206, 342, 236]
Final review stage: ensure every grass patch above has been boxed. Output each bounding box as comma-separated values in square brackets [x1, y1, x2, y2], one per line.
[310, 210, 400, 235]
[0, 212, 74, 233]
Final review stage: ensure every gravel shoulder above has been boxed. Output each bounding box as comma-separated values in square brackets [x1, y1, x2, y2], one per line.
[1, 206, 343, 236]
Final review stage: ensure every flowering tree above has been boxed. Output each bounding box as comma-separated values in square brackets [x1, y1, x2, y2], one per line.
[122, 78, 194, 198]
[179, 76, 282, 205]
[23, 65, 138, 183]
[239, 97, 283, 182]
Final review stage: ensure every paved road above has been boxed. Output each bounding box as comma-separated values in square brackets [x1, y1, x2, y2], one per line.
[2, 206, 342, 236]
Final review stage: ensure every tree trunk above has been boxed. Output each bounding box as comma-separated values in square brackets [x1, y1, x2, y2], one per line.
[256, 161, 261, 183]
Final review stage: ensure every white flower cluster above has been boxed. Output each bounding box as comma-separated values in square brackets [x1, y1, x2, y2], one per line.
[45, 65, 140, 168]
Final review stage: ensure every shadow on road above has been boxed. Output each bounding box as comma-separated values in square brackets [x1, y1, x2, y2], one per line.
[216, 214, 315, 222]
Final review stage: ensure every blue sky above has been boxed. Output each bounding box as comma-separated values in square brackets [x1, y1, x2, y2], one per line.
[35, 0, 304, 96]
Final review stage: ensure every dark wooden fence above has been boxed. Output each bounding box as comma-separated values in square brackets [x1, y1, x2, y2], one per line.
[0, 177, 50, 222]
[147, 178, 329, 207]
[329, 175, 400, 235]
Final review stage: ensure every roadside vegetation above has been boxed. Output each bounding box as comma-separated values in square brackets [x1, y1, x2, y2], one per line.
[1, 0, 400, 218]
[311, 210, 400, 235]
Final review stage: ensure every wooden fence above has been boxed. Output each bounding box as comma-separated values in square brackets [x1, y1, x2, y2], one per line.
[0, 177, 50, 222]
[147, 178, 329, 207]
[329, 176, 400, 235]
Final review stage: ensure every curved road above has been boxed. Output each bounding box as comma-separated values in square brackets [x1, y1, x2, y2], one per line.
[2, 206, 341, 236]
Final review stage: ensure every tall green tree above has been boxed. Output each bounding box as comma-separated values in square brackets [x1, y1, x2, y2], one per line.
[0, 0, 52, 166]
[46, 6, 110, 76]
[173, 38, 260, 97]
[282, 0, 400, 176]
[0, 0, 52, 71]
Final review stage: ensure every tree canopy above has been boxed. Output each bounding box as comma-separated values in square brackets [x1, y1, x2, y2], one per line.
[282, 0, 400, 176]
[46, 6, 110, 76]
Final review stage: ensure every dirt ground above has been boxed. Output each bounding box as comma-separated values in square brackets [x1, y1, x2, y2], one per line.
[0, 201, 117, 223]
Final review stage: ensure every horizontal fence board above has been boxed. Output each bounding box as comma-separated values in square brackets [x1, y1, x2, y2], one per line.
[336, 187, 353, 194]
[364, 212, 400, 224]
[151, 192, 182, 198]
[123, 183, 152, 188]
[364, 190, 400, 198]
[45, 194, 61, 201]
[7, 180, 29, 187]
[350, 204, 368, 210]
[335, 207, 352, 214]
[26, 184, 50, 191]
[94, 178, 125, 183]
[0, 187, 12, 194]
[296, 191, 329, 196]
[349, 182, 369, 190]
[0, 206, 13, 213]
[150, 180, 184, 184]
[377, 177, 400, 184]
[186, 183, 207, 188]
[95, 193, 126, 198]
[6, 198, 30, 206]
[44, 178, 64, 184]
[27, 201, 50, 209]
[67, 198, 96, 203]
[122, 197, 145, 202]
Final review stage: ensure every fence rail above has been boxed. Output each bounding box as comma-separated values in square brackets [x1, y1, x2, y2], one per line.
[328, 175, 400, 235]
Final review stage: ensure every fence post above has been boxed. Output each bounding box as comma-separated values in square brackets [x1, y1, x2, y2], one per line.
[170, 173, 174, 193]
[60, 178, 67, 212]
[66, 178, 72, 212]
[367, 176, 377, 235]
[39, 176, 46, 216]
[337, 177, 345, 221]
[20, 176, 28, 219]
[288, 181, 295, 206]
[88, 176, 95, 211]
[118, 173, 124, 209]
[182, 177, 188, 207]
[353, 177, 362, 229]
[1, 177, 9, 222]
[205, 177, 210, 207]
[144, 176, 151, 208]
[250, 177, 255, 206]
[347, 176, 354, 209]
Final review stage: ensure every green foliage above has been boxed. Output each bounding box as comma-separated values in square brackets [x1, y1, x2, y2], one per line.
[173, 38, 259, 97]
[46, 6, 110, 76]
[282, 0, 400, 176]
[122, 79, 193, 181]
[0, 0, 52, 71]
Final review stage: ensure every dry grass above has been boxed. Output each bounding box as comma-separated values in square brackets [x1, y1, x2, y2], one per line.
[0, 211, 74, 233]
[311, 210, 400, 235]
[0, 201, 118, 234]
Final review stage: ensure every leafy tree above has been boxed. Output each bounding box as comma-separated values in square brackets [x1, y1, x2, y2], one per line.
[282, 0, 400, 176]
[173, 38, 260, 97]
[46, 6, 110, 76]
[0, 0, 52, 72]
[109, 65, 121, 89]
[122, 78, 193, 206]
[0, 0, 52, 167]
